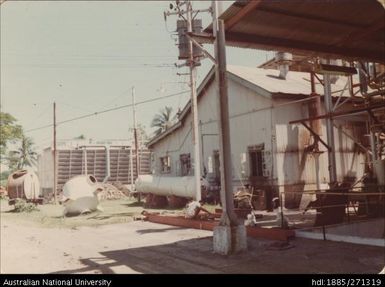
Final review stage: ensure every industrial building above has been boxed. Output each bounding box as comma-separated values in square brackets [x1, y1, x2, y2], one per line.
[147, 64, 382, 211]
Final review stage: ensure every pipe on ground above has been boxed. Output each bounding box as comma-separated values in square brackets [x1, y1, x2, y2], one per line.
[136, 175, 208, 199]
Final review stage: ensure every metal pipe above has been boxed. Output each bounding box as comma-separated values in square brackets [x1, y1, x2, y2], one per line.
[103, 146, 110, 183]
[279, 191, 284, 229]
[369, 119, 378, 161]
[323, 68, 338, 185]
[136, 175, 207, 198]
[309, 72, 322, 137]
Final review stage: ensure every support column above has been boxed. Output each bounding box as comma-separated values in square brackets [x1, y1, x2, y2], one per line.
[53, 102, 57, 204]
[369, 118, 378, 162]
[323, 71, 337, 185]
[212, 3, 247, 254]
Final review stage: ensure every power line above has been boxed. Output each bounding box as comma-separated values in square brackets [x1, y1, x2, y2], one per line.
[25, 90, 190, 133]
[4, 64, 177, 69]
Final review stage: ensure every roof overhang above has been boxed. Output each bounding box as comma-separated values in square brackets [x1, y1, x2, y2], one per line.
[203, 0, 385, 63]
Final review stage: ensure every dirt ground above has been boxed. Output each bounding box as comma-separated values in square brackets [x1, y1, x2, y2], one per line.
[0, 199, 384, 274]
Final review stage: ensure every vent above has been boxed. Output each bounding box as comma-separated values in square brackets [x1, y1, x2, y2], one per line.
[275, 52, 292, 79]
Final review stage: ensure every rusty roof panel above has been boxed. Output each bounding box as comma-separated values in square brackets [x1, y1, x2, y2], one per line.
[205, 0, 385, 63]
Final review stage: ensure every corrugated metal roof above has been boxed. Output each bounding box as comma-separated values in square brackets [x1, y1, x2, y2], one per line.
[147, 66, 356, 147]
[204, 0, 385, 63]
[228, 65, 351, 96]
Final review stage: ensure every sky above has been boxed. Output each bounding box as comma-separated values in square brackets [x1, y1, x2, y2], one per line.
[1, 0, 274, 153]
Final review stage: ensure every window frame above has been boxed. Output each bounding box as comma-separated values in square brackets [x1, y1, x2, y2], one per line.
[179, 153, 191, 176]
[248, 144, 265, 178]
[160, 156, 171, 174]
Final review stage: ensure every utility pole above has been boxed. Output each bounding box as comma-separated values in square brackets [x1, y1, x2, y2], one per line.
[132, 86, 141, 202]
[164, 1, 246, 254]
[53, 102, 57, 204]
[130, 146, 134, 193]
[186, 1, 202, 201]
[212, 0, 247, 255]
[164, 1, 207, 201]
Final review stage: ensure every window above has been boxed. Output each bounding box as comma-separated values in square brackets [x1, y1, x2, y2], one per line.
[180, 153, 191, 176]
[249, 145, 265, 177]
[160, 156, 171, 173]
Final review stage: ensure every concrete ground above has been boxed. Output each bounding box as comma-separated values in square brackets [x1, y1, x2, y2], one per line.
[1, 217, 384, 274]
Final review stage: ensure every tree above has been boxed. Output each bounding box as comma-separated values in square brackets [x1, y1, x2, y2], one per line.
[74, 134, 86, 140]
[7, 135, 37, 171]
[0, 112, 23, 161]
[150, 106, 175, 136]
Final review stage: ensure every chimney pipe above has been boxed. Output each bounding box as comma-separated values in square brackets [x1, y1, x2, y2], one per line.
[275, 52, 292, 79]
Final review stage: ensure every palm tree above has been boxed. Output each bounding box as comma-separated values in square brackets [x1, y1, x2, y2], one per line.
[74, 134, 86, 140]
[151, 106, 175, 136]
[7, 135, 37, 171]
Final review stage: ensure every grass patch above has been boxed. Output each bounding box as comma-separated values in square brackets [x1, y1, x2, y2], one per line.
[11, 199, 39, 213]
[1, 199, 143, 229]
[124, 201, 145, 207]
[1, 198, 221, 229]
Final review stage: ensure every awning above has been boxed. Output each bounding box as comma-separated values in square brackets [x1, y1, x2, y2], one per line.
[203, 0, 385, 63]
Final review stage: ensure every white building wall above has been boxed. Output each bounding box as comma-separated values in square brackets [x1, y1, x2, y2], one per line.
[37, 148, 54, 195]
[150, 76, 275, 193]
[226, 77, 274, 190]
[152, 79, 218, 177]
[273, 100, 367, 207]
[151, 120, 193, 177]
[149, 75, 367, 207]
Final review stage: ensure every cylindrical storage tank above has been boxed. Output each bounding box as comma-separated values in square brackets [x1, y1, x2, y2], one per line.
[7, 170, 40, 200]
[136, 175, 207, 199]
[62, 174, 99, 201]
[62, 174, 102, 216]
[177, 19, 203, 61]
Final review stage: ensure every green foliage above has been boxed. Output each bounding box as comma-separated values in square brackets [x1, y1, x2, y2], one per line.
[0, 170, 10, 181]
[0, 181, 7, 189]
[0, 112, 23, 160]
[12, 198, 39, 213]
[6, 135, 37, 171]
[74, 134, 86, 140]
[0, 170, 10, 188]
[150, 106, 175, 136]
